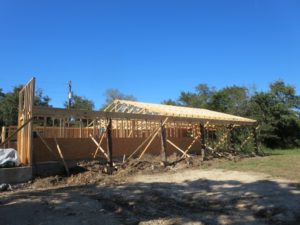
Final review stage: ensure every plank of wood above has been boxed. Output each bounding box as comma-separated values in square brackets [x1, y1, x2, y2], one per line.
[36, 132, 60, 161]
[180, 135, 200, 159]
[90, 133, 108, 159]
[127, 128, 156, 160]
[138, 118, 169, 160]
[1, 126, 6, 145]
[54, 138, 70, 176]
[167, 139, 190, 158]
[0, 117, 33, 147]
[127, 119, 168, 160]
[160, 122, 167, 162]
[106, 118, 113, 170]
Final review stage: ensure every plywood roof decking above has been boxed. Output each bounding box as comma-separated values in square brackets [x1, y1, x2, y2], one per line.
[105, 99, 256, 125]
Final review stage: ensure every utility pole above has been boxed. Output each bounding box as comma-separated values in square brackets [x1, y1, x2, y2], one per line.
[68, 81, 72, 109]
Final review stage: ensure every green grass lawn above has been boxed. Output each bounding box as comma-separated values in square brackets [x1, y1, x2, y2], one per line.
[206, 149, 300, 181]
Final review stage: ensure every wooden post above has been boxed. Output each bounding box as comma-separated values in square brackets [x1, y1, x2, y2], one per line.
[59, 118, 62, 137]
[79, 119, 82, 138]
[93, 119, 96, 136]
[106, 118, 113, 174]
[54, 138, 70, 176]
[229, 124, 235, 151]
[253, 126, 259, 155]
[160, 121, 167, 163]
[1, 126, 6, 145]
[200, 123, 206, 161]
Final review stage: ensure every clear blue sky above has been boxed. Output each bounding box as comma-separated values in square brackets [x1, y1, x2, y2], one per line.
[0, 0, 299, 109]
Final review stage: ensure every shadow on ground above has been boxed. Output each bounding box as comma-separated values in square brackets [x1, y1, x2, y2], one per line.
[1, 176, 300, 225]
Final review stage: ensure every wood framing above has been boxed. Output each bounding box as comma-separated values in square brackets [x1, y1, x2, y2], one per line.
[17, 78, 35, 165]
[14, 78, 259, 168]
[104, 99, 256, 125]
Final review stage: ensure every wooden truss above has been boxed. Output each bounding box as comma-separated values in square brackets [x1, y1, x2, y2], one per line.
[104, 99, 256, 126]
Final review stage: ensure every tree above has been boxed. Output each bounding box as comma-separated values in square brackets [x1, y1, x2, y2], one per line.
[34, 88, 51, 107]
[209, 86, 249, 115]
[0, 85, 23, 126]
[249, 81, 300, 148]
[178, 84, 215, 108]
[270, 80, 300, 109]
[0, 86, 51, 126]
[102, 88, 136, 109]
[0, 88, 6, 126]
[161, 99, 179, 106]
[64, 94, 94, 110]
[162, 80, 300, 148]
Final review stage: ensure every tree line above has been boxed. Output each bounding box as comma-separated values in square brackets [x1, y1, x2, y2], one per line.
[1, 80, 299, 149]
[163, 80, 300, 149]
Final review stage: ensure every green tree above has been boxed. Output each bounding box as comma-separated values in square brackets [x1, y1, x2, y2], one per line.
[161, 99, 178, 106]
[0, 88, 6, 126]
[34, 88, 51, 107]
[0, 86, 51, 126]
[209, 86, 249, 115]
[249, 81, 300, 148]
[178, 84, 215, 108]
[0, 85, 23, 126]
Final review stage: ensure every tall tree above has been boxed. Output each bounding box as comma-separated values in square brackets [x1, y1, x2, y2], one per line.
[209, 86, 249, 115]
[249, 81, 300, 148]
[178, 84, 215, 108]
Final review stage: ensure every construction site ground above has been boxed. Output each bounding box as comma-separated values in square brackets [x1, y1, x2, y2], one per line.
[1, 155, 300, 225]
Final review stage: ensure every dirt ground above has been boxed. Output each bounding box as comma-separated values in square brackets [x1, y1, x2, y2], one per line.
[1, 156, 300, 225]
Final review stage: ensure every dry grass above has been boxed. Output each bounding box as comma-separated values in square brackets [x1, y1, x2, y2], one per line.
[205, 149, 300, 182]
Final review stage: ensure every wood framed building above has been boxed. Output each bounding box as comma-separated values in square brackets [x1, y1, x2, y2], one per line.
[1, 78, 258, 179]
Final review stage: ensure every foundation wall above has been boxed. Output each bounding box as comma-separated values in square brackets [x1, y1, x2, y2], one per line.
[33, 137, 202, 163]
[0, 166, 32, 184]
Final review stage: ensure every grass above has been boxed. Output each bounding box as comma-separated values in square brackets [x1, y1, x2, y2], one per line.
[206, 148, 300, 182]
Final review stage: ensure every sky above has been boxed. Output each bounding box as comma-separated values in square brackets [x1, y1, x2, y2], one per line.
[0, 0, 299, 109]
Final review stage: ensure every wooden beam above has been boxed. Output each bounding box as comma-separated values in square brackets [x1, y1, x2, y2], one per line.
[200, 123, 206, 160]
[1, 126, 6, 146]
[0, 117, 33, 147]
[127, 128, 157, 160]
[127, 117, 168, 160]
[180, 135, 200, 159]
[54, 138, 70, 176]
[138, 118, 169, 160]
[90, 133, 108, 159]
[36, 132, 60, 161]
[106, 118, 113, 173]
[253, 126, 259, 155]
[160, 121, 167, 162]
[200, 123, 206, 150]
[166, 139, 190, 158]
[228, 124, 235, 151]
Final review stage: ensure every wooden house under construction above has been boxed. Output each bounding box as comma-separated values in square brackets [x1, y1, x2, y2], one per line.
[0, 78, 258, 182]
